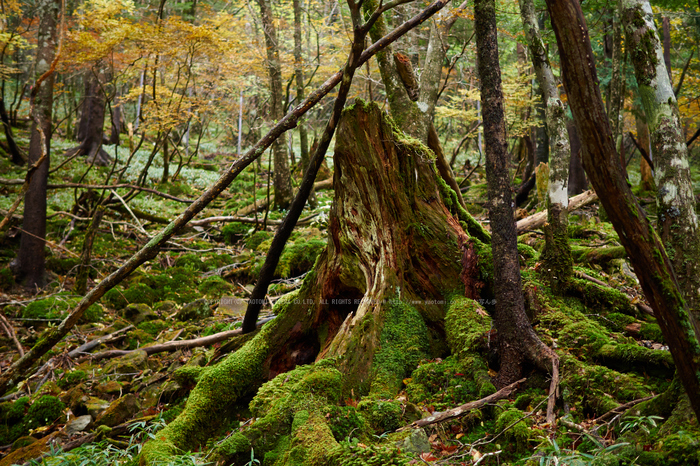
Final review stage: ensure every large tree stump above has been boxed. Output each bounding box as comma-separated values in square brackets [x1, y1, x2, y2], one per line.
[140, 102, 473, 462]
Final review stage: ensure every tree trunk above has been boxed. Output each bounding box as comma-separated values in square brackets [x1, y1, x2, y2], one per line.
[621, 0, 700, 339]
[257, 0, 293, 210]
[363, 0, 429, 141]
[67, 68, 111, 166]
[567, 120, 588, 195]
[75, 205, 104, 295]
[636, 108, 654, 191]
[519, 0, 573, 292]
[546, 0, 700, 420]
[108, 86, 121, 146]
[141, 102, 469, 462]
[475, 0, 556, 386]
[293, 0, 315, 207]
[609, 9, 627, 169]
[13, 0, 59, 289]
[0, 97, 25, 165]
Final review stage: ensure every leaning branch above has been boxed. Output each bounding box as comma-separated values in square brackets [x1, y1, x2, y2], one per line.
[0, 0, 451, 395]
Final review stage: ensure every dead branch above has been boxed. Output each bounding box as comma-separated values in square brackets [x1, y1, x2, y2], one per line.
[79, 317, 274, 362]
[0, 179, 193, 203]
[592, 395, 656, 424]
[516, 190, 598, 235]
[400, 378, 526, 430]
[0, 311, 24, 356]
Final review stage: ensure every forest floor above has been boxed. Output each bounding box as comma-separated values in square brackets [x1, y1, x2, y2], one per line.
[0, 134, 699, 466]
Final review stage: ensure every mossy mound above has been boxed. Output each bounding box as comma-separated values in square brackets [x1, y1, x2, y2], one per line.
[21, 293, 102, 323]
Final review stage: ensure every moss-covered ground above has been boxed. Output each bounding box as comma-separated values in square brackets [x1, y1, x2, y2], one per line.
[0, 132, 698, 466]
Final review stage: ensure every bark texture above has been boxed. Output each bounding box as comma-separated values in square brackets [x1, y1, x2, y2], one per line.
[519, 0, 572, 291]
[621, 0, 700, 339]
[257, 0, 293, 210]
[13, 0, 59, 289]
[546, 0, 700, 419]
[475, 0, 556, 386]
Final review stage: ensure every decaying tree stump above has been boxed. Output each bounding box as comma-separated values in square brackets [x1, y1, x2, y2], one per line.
[140, 101, 474, 462]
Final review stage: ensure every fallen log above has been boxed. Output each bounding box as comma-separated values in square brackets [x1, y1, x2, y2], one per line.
[516, 189, 597, 235]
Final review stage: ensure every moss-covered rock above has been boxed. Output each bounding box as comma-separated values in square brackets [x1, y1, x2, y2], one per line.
[103, 350, 148, 377]
[175, 298, 212, 321]
[95, 394, 141, 427]
[198, 276, 233, 298]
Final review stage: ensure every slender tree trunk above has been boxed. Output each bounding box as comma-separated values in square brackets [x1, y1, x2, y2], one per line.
[567, 120, 587, 195]
[636, 106, 654, 191]
[546, 0, 700, 419]
[13, 0, 59, 289]
[609, 9, 627, 169]
[363, 0, 429, 141]
[75, 206, 104, 295]
[519, 0, 572, 291]
[0, 97, 25, 165]
[293, 0, 315, 207]
[621, 0, 700, 339]
[68, 68, 111, 166]
[475, 0, 556, 386]
[256, 0, 293, 210]
[108, 86, 121, 146]
[662, 16, 672, 81]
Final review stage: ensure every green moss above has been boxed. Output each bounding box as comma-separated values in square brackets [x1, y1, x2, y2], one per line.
[122, 283, 158, 307]
[566, 278, 636, 316]
[600, 313, 636, 333]
[222, 222, 249, 245]
[137, 319, 168, 336]
[57, 370, 87, 389]
[245, 230, 273, 250]
[45, 256, 80, 275]
[370, 300, 430, 398]
[198, 276, 233, 298]
[356, 400, 403, 434]
[323, 406, 367, 442]
[434, 172, 490, 244]
[172, 366, 206, 388]
[334, 441, 412, 466]
[405, 356, 482, 410]
[0, 267, 15, 290]
[25, 396, 65, 430]
[640, 322, 664, 342]
[212, 432, 251, 463]
[495, 407, 532, 453]
[173, 253, 207, 271]
[444, 295, 491, 358]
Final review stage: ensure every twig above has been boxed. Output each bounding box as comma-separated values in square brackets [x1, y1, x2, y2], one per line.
[400, 378, 526, 430]
[0, 311, 24, 356]
[592, 395, 655, 424]
[110, 190, 148, 237]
